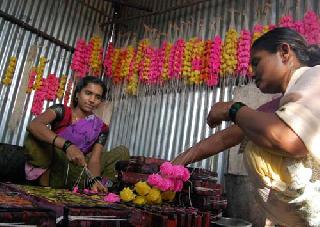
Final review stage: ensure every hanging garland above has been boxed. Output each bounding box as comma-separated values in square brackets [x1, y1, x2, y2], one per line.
[56, 75, 68, 100]
[33, 57, 47, 90]
[2, 56, 17, 86]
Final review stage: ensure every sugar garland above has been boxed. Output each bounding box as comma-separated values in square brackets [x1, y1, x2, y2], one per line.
[2, 56, 17, 86]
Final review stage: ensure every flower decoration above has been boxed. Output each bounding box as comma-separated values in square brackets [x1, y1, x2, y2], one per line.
[160, 41, 172, 81]
[208, 36, 222, 86]
[146, 187, 162, 204]
[33, 57, 47, 90]
[88, 36, 103, 76]
[2, 56, 17, 86]
[252, 24, 263, 44]
[133, 195, 147, 205]
[120, 187, 136, 202]
[31, 78, 47, 116]
[303, 10, 320, 45]
[104, 193, 120, 203]
[279, 15, 295, 29]
[220, 28, 238, 76]
[71, 39, 89, 78]
[236, 29, 251, 76]
[103, 42, 114, 77]
[134, 181, 151, 196]
[26, 67, 37, 93]
[46, 74, 59, 101]
[56, 75, 67, 100]
[161, 190, 176, 202]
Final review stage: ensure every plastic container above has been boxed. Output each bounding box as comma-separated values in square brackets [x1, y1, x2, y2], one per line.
[211, 217, 252, 227]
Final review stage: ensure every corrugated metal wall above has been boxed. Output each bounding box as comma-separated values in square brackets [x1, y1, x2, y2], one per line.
[0, 0, 113, 145]
[105, 0, 320, 177]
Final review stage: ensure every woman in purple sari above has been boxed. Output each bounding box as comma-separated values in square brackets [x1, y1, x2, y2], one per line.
[24, 76, 129, 192]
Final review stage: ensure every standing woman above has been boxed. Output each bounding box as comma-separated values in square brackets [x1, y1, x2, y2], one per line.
[24, 76, 129, 192]
[174, 28, 320, 226]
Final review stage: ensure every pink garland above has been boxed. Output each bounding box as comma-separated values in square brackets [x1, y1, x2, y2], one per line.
[71, 39, 89, 78]
[208, 36, 222, 86]
[236, 29, 251, 76]
[303, 10, 320, 45]
[31, 78, 47, 116]
[46, 74, 59, 101]
[148, 48, 161, 84]
[147, 162, 190, 192]
[279, 15, 295, 29]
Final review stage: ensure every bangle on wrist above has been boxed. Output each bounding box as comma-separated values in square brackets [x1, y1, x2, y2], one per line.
[62, 140, 73, 152]
[52, 135, 58, 147]
[228, 102, 247, 123]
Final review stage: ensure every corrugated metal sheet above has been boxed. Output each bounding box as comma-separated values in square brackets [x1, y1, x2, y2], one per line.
[0, 0, 113, 145]
[104, 0, 319, 178]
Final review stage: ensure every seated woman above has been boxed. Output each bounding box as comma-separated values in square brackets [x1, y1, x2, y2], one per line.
[24, 76, 129, 192]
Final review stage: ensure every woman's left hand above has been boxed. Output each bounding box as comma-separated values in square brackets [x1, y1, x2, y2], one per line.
[207, 101, 234, 128]
[91, 181, 108, 193]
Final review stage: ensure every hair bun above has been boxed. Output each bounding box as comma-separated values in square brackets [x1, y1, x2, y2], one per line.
[307, 44, 320, 66]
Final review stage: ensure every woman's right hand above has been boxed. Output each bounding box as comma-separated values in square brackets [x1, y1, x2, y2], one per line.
[172, 150, 194, 165]
[66, 145, 87, 167]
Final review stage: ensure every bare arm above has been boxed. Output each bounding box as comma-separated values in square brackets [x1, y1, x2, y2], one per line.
[235, 107, 308, 157]
[172, 125, 244, 165]
[27, 109, 86, 166]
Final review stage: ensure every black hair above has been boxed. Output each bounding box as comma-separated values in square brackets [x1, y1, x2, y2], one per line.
[72, 76, 107, 107]
[252, 27, 320, 67]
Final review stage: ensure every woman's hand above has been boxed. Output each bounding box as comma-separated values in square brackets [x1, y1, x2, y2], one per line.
[207, 101, 234, 128]
[91, 181, 108, 193]
[66, 145, 87, 167]
[172, 150, 194, 165]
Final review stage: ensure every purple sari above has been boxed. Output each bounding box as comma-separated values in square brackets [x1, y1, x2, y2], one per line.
[58, 114, 104, 154]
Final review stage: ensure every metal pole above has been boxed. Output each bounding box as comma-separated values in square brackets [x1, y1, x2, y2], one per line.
[103, 0, 213, 25]
[0, 10, 75, 52]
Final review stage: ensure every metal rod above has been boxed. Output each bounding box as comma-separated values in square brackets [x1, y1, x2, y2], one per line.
[103, 0, 153, 12]
[103, 0, 212, 25]
[0, 10, 75, 52]
[78, 0, 112, 17]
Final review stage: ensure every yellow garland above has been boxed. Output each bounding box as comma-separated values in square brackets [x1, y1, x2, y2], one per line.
[145, 187, 161, 204]
[220, 28, 238, 76]
[126, 73, 138, 95]
[133, 195, 147, 205]
[33, 57, 47, 90]
[134, 181, 151, 196]
[120, 46, 134, 79]
[56, 75, 68, 100]
[111, 49, 120, 76]
[182, 38, 195, 80]
[262, 25, 270, 34]
[189, 39, 205, 84]
[161, 42, 172, 81]
[89, 36, 103, 75]
[120, 187, 136, 202]
[2, 56, 17, 85]
[161, 190, 176, 202]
